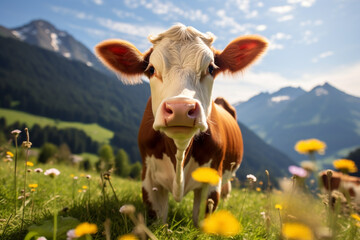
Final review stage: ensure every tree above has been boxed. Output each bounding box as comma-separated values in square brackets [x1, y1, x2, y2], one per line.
[129, 162, 142, 180]
[114, 149, 131, 178]
[38, 143, 58, 163]
[96, 144, 114, 171]
[57, 143, 72, 163]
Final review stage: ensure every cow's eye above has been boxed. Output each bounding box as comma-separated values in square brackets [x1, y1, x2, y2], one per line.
[148, 66, 155, 76]
[208, 64, 214, 76]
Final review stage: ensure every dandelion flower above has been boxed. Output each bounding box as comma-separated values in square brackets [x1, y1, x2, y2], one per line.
[26, 161, 34, 167]
[34, 168, 43, 173]
[351, 213, 360, 222]
[44, 168, 60, 178]
[201, 210, 242, 236]
[29, 184, 38, 188]
[6, 151, 14, 157]
[191, 167, 220, 186]
[246, 174, 257, 182]
[74, 222, 98, 237]
[82, 185, 88, 189]
[275, 204, 283, 210]
[118, 234, 139, 240]
[78, 189, 83, 193]
[333, 159, 357, 173]
[282, 222, 314, 240]
[256, 187, 261, 192]
[288, 166, 308, 178]
[294, 138, 326, 155]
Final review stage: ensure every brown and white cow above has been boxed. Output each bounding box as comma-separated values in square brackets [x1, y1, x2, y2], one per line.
[320, 170, 360, 205]
[95, 24, 267, 223]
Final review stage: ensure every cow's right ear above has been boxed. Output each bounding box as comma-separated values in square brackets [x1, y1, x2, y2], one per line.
[95, 40, 151, 84]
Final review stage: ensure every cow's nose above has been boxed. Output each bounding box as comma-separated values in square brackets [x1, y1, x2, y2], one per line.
[162, 99, 200, 127]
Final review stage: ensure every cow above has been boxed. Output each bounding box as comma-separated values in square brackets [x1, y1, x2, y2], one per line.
[95, 24, 268, 224]
[320, 170, 360, 205]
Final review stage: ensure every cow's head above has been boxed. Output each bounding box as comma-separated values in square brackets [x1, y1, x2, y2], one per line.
[95, 24, 267, 149]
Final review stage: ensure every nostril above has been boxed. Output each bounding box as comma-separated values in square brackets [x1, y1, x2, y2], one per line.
[187, 103, 198, 118]
[164, 103, 173, 115]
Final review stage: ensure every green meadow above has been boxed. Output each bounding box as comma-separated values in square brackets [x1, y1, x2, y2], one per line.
[0, 147, 359, 239]
[0, 108, 114, 144]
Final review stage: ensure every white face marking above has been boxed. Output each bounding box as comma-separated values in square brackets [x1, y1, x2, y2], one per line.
[149, 36, 215, 138]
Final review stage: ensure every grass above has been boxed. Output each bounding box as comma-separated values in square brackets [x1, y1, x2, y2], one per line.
[0, 158, 359, 240]
[0, 108, 114, 144]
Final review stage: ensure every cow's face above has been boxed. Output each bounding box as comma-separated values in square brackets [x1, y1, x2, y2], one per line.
[95, 24, 267, 147]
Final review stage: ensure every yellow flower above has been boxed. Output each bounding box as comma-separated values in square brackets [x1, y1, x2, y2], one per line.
[118, 234, 139, 240]
[333, 159, 358, 173]
[29, 184, 38, 188]
[31, 189, 36, 192]
[74, 222, 98, 237]
[275, 204, 283, 210]
[256, 187, 261, 192]
[191, 167, 220, 186]
[26, 161, 34, 167]
[70, 174, 75, 178]
[82, 185, 88, 189]
[78, 189, 83, 193]
[6, 151, 14, 157]
[294, 138, 326, 155]
[351, 213, 360, 222]
[201, 210, 242, 236]
[282, 222, 314, 240]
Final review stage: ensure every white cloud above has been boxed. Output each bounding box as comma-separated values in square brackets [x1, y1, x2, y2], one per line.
[268, 32, 292, 51]
[312, 51, 334, 63]
[288, 0, 316, 7]
[269, 5, 294, 14]
[213, 62, 360, 103]
[256, 25, 267, 31]
[113, 9, 143, 21]
[301, 30, 319, 44]
[214, 9, 263, 34]
[51, 6, 93, 20]
[96, 18, 165, 38]
[124, 0, 209, 23]
[300, 19, 323, 26]
[93, 0, 103, 5]
[277, 15, 294, 22]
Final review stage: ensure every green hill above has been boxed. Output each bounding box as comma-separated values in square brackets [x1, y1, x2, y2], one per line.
[0, 36, 150, 161]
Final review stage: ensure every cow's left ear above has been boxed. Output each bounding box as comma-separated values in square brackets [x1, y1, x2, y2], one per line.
[214, 36, 268, 75]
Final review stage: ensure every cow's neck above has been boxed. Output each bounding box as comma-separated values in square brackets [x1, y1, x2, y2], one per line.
[172, 138, 192, 202]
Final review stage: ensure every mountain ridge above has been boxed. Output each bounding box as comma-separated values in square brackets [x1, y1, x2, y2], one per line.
[236, 82, 360, 161]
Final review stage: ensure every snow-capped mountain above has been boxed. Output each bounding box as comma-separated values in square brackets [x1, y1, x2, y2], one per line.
[236, 83, 360, 161]
[9, 19, 108, 74]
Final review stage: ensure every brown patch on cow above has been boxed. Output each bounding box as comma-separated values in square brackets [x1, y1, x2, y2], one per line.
[320, 171, 341, 191]
[214, 97, 237, 120]
[221, 181, 231, 199]
[348, 188, 356, 197]
[142, 187, 157, 220]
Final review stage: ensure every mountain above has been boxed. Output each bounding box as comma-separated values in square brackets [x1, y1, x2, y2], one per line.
[236, 83, 360, 161]
[8, 19, 109, 75]
[0, 35, 150, 161]
[235, 86, 306, 138]
[237, 121, 295, 184]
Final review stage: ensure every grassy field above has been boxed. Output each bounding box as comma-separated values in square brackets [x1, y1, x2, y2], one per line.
[0, 108, 114, 144]
[1, 148, 359, 240]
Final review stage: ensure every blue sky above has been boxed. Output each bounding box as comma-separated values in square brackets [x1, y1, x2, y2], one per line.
[1, 0, 359, 102]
